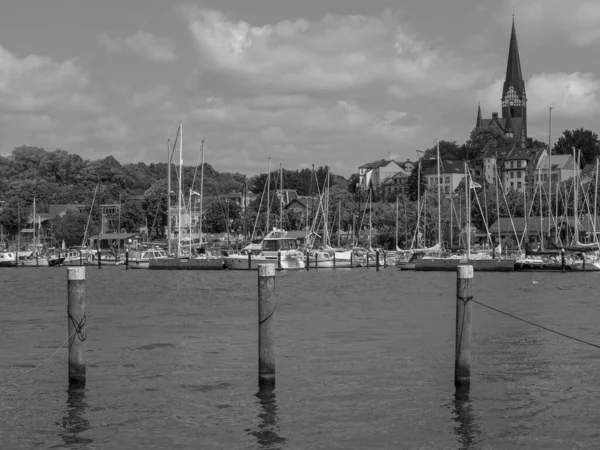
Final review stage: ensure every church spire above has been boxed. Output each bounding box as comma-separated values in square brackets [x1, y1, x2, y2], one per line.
[502, 18, 526, 101]
[476, 102, 483, 128]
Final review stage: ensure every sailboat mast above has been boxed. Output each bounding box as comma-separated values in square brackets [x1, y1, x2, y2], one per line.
[495, 162, 501, 254]
[177, 121, 183, 258]
[436, 139, 442, 252]
[395, 195, 399, 250]
[279, 161, 283, 229]
[465, 162, 471, 258]
[266, 158, 271, 234]
[338, 199, 341, 248]
[199, 140, 205, 247]
[548, 107, 553, 238]
[594, 158, 599, 245]
[539, 167, 543, 249]
[573, 147, 578, 244]
[450, 195, 453, 248]
[167, 138, 172, 255]
[369, 189, 372, 249]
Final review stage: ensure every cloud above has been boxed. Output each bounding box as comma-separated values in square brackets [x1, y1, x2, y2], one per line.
[129, 85, 171, 109]
[478, 72, 600, 118]
[518, 0, 600, 46]
[179, 6, 488, 95]
[98, 30, 176, 62]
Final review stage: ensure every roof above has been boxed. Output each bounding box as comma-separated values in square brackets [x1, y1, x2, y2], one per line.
[482, 145, 515, 159]
[382, 170, 410, 184]
[358, 159, 396, 170]
[505, 148, 532, 161]
[538, 154, 574, 171]
[423, 160, 465, 175]
[502, 19, 526, 101]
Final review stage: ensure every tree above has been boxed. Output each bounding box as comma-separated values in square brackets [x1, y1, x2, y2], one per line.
[52, 210, 98, 248]
[465, 127, 514, 160]
[423, 140, 465, 160]
[203, 198, 242, 233]
[142, 179, 168, 239]
[552, 128, 600, 167]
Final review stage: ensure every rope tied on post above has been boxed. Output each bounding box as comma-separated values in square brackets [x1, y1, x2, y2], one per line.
[259, 309, 275, 326]
[68, 312, 87, 342]
[457, 295, 473, 305]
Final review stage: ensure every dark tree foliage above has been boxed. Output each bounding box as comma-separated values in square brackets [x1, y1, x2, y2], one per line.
[552, 128, 600, 167]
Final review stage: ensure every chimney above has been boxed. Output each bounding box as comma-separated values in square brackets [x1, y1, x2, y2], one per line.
[492, 112, 498, 119]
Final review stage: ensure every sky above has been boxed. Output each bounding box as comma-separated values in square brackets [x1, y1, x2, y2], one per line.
[1, 0, 599, 178]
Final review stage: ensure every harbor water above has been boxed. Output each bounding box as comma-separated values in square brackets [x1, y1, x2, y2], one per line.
[1, 267, 600, 449]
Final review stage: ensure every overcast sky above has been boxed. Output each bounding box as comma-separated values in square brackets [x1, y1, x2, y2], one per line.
[1, 0, 598, 177]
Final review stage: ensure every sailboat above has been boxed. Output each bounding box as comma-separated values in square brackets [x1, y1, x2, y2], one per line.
[149, 123, 224, 270]
[20, 198, 50, 267]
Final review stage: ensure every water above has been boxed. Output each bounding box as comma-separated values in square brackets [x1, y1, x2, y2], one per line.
[1, 267, 600, 449]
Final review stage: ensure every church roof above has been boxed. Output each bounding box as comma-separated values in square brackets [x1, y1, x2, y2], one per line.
[502, 19, 526, 100]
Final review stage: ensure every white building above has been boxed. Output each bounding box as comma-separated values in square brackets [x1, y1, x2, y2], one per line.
[424, 160, 467, 196]
[358, 159, 404, 191]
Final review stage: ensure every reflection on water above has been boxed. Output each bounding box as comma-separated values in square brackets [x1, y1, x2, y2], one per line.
[249, 385, 286, 450]
[452, 386, 480, 449]
[58, 386, 93, 448]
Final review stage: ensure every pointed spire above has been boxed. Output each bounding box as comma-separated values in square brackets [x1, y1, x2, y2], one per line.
[502, 18, 526, 100]
[476, 102, 483, 128]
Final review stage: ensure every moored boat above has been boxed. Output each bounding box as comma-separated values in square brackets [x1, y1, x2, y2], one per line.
[223, 229, 305, 270]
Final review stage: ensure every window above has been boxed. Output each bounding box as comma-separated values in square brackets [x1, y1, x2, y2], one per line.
[517, 182, 522, 190]
[510, 161, 514, 168]
[439, 177, 443, 184]
[445, 176, 450, 183]
[511, 172, 514, 179]
[517, 161, 522, 168]
[445, 186, 449, 194]
[517, 171, 522, 178]
[510, 182, 514, 189]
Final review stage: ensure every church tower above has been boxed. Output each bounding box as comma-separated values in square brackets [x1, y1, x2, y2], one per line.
[501, 19, 527, 147]
[475, 18, 529, 148]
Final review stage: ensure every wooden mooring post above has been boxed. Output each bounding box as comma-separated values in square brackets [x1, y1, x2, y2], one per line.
[376, 251, 380, 271]
[97, 249, 102, 269]
[561, 249, 565, 273]
[455, 265, 472, 388]
[314, 253, 318, 270]
[248, 252, 252, 270]
[305, 252, 309, 271]
[277, 250, 281, 271]
[67, 267, 86, 387]
[333, 252, 336, 270]
[258, 264, 275, 386]
[125, 250, 129, 270]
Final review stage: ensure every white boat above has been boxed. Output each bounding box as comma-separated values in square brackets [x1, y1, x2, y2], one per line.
[223, 229, 305, 270]
[129, 249, 169, 269]
[0, 252, 16, 267]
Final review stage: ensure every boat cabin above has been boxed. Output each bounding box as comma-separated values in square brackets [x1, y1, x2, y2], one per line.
[262, 238, 299, 252]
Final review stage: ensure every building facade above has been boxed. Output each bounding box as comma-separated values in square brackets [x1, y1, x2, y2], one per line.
[423, 160, 467, 195]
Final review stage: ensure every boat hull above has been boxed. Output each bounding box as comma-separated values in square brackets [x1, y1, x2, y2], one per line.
[223, 256, 305, 270]
[415, 258, 515, 272]
[149, 258, 225, 270]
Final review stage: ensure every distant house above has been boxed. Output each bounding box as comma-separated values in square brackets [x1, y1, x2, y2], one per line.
[382, 169, 411, 198]
[502, 148, 546, 193]
[534, 154, 575, 186]
[358, 159, 404, 191]
[90, 232, 142, 250]
[423, 160, 466, 195]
